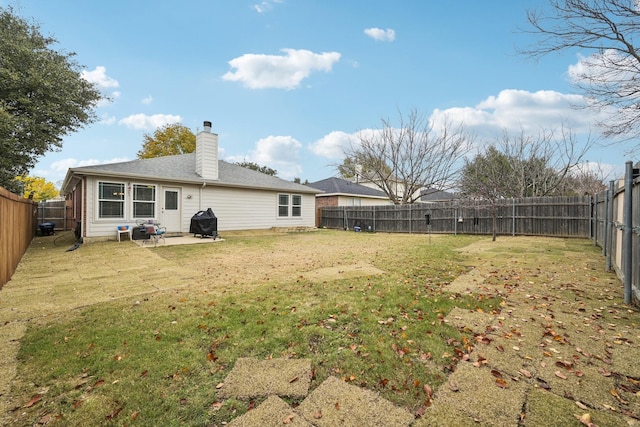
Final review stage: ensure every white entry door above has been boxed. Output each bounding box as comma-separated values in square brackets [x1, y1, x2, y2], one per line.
[161, 187, 181, 232]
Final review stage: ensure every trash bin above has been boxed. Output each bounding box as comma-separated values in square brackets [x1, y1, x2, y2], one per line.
[38, 222, 55, 236]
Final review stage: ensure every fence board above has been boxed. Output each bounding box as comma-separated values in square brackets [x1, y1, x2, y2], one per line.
[0, 187, 37, 288]
[319, 196, 592, 238]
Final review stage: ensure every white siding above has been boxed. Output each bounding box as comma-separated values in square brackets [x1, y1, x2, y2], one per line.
[82, 176, 316, 240]
[199, 186, 315, 231]
[195, 131, 219, 180]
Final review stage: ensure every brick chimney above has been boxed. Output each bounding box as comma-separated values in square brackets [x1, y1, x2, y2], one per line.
[195, 120, 219, 180]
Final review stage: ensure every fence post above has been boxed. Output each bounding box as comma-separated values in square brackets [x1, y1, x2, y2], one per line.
[593, 193, 598, 246]
[512, 198, 516, 236]
[606, 180, 614, 271]
[374, 206, 377, 232]
[624, 161, 633, 304]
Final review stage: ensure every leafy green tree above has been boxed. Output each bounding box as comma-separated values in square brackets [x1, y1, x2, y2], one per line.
[15, 175, 58, 201]
[137, 123, 196, 158]
[0, 7, 102, 193]
[235, 161, 277, 176]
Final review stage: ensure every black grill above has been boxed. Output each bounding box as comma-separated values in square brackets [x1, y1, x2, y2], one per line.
[189, 208, 218, 238]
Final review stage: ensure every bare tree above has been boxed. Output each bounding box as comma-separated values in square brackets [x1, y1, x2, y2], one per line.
[558, 162, 609, 194]
[498, 124, 594, 197]
[459, 125, 593, 240]
[342, 109, 472, 204]
[521, 0, 640, 143]
[459, 146, 513, 241]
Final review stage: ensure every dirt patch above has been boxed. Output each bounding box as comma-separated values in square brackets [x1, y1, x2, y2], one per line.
[297, 376, 414, 427]
[217, 358, 312, 399]
[301, 262, 384, 283]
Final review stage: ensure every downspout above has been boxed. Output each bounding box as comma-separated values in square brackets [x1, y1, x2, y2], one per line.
[82, 176, 88, 238]
[199, 182, 206, 211]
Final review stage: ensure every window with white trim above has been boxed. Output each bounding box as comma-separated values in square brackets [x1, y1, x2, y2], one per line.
[278, 194, 289, 217]
[278, 193, 302, 217]
[292, 194, 302, 217]
[132, 184, 156, 218]
[98, 181, 125, 219]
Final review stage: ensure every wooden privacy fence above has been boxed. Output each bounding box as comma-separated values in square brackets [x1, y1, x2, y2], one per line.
[0, 186, 37, 288]
[592, 161, 639, 306]
[37, 199, 73, 231]
[319, 196, 591, 238]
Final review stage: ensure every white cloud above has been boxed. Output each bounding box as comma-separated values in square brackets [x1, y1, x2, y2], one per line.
[309, 131, 359, 159]
[253, 0, 283, 13]
[142, 95, 153, 105]
[364, 27, 395, 42]
[226, 135, 303, 179]
[81, 66, 119, 88]
[118, 113, 182, 130]
[222, 48, 341, 90]
[99, 114, 116, 125]
[430, 89, 599, 137]
[568, 50, 637, 85]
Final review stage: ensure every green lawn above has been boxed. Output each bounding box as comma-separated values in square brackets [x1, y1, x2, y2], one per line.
[10, 231, 499, 426]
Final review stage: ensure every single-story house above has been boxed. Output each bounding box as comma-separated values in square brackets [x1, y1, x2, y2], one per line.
[61, 121, 322, 242]
[307, 177, 392, 207]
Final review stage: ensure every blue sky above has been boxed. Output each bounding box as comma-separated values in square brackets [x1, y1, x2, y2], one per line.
[5, 0, 638, 187]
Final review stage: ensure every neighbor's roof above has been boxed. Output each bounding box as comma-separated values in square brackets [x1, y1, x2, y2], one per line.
[307, 177, 388, 198]
[420, 188, 457, 202]
[61, 153, 322, 195]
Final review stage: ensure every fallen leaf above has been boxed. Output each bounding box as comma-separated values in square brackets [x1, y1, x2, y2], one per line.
[496, 378, 509, 389]
[574, 412, 595, 426]
[289, 376, 299, 383]
[491, 369, 503, 379]
[131, 411, 139, 420]
[449, 380, 460, 392]
[23, 394, 42, 408]
[575, 401, 588, 410]
[519, 369, 532, 378]
[215, 382, 224, 389]
[424, 384, 433, 400]
[555, 360, 573, 370]
[313, 410, 323, 419]
[555, 371, 567, 380]
[283, 414, 296, 424]
[105, 406, 123, 420]
[610, 388, 628, 404]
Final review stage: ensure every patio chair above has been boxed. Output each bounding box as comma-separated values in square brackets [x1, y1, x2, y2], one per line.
[142, 224, 166, 246]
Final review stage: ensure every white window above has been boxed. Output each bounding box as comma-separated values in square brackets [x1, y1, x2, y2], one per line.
[292, 195, 302, 217]
[98, 182, 125, 219]
[278, 193, 303, 217]
[132, 184, 156, 218]
[278, 194, 289, 217]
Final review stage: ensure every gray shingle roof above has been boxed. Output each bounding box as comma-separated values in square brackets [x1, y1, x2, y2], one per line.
[307, 177, 388, 198]
[62, 153, 321, 194]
